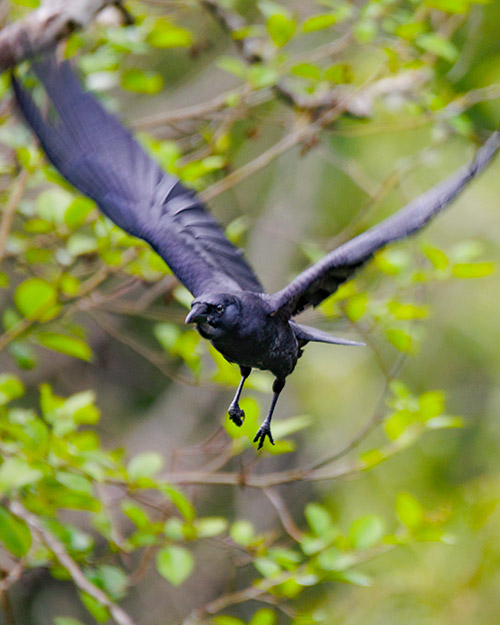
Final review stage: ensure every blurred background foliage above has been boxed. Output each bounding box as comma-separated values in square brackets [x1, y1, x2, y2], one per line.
[1, 0, 500, 623]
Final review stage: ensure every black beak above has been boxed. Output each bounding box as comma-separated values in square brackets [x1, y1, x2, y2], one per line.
[185, 302, 208, 324]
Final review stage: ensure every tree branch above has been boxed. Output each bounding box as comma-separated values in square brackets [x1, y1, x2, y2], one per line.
[7, 500, 137, 625]
[0, 0, 123, 71]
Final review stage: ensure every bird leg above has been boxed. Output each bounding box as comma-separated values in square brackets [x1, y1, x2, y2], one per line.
[253, 378, 285, 450]
[228, 366, 251, 426]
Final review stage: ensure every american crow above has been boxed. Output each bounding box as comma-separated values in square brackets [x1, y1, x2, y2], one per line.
[13, 56, 500, 448]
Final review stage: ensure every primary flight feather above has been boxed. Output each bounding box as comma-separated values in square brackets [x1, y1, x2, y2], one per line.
[13, 55, 500, 448]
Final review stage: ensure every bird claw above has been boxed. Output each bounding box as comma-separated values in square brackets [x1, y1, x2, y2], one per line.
[253, 425, 275, 450]
[228, 404, 245, 427]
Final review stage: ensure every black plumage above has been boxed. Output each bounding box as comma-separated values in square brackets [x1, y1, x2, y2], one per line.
[13, 56, 500, 448]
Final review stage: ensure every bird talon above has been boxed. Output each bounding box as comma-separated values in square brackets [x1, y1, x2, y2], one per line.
[253, 426, 275, 450]
[228, 405, 245, 427]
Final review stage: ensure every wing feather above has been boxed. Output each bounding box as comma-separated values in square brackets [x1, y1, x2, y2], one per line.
[13, 56, 264, 297]
[268, 132, 500, 317]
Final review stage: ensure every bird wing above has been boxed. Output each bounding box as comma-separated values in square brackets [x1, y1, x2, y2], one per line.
[12, 56, 264, 297]
[267, 132, 500, 318]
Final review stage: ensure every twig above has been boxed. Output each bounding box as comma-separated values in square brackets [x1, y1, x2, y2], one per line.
[134, 85, 254, 129]
[308, 353, 407, 471]
[184, 542, 395, 624]
[88, 310, 194, 385]
[7, 500, 137, 625]
[160, 458, 362, 487]
[0, 568, 17, 625]
[0, 562, 24, 594]
[200, 115, 314, 202]
[0, 317, 34, 353]
[0, 169, 28, 264]
[263, 488, 303, 542]
[76, 248, 137, 297]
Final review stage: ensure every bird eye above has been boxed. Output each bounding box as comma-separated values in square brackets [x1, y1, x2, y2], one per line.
[216, 304, 224, 314]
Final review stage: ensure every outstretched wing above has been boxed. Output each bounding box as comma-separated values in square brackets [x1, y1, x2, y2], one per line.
[12, 56, 264, 297]
[267, 132, 500, 318]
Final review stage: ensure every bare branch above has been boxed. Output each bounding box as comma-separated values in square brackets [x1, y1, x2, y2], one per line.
[264, 488, 303, 541]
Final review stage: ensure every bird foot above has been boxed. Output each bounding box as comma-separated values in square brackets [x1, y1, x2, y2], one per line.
[253, 424, 275, 450]
[228, 404, 245, 427]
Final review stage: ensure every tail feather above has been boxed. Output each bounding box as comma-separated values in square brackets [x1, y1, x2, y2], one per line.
[292, 322, 364, 347]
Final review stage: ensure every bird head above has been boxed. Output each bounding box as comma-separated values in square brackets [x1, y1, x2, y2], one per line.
[185, 293, 242, 338]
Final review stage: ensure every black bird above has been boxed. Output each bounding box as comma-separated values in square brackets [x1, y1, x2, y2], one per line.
[13, 56, 500, 448]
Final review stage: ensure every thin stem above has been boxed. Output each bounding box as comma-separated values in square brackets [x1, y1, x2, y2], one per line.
[8, 500, 137, 625]
[0, 170, 28, 265]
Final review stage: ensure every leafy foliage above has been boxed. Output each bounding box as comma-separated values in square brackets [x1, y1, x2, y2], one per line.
[0, 0, 500, 624]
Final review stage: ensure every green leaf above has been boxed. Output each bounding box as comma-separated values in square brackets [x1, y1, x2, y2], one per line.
[418, 390, 445, 420]
[421, 243, 449, 270]
[14, 278, 59, 321]
[9, 341, 37, 370]
[290, 63, 322, 81]
[247, 65, 279, 88]
[388, 301, 428, 320]
[56, 469, 92, 494]
[452, 262, 495, 278]
[267, 14, 296, 46]
[121, 501, 151, 529]
[349, 515, 384, 549]
[80, 592, 109, 623]
[324, 63, 353, 84]
[416, 33, 458, 62]
[67, 233, 98, 257]
[0, 506, 31, 557]
[230, 520, 254, 546]
[88, 564, 128, 600]
[317, 548, 356, 571]
[354, 20, 377, 43]
[254, 557, 281, 578]
[35, 188, 72, 224]
[128, 451, 164, 480]
[36, 333, 93, 362]
[249, 610, 277, 625]
[345, 293, 368, 321]
[303, 14, 337, 32]
[0, 373, 24, 406]
[195, 517, 228, 538]
[305, 503, 333, 536]
[268, 547, 301, 567]
[375, 249, 411, 275]
[396, 492, 423, 529]
[385, 328, 416, 354]
[121, 69, 164, 94]
[64, 197, 95, 229]
[426, 0, 480, 14]
[384, 410, 412, 440]
[147, 18, 193, 48]
[160, 485, 195, 521]
[156, 546, 194, 586]
[0, 458, 43, 493]
[426, 415, 464, 429]
[40, 387, 100, 436]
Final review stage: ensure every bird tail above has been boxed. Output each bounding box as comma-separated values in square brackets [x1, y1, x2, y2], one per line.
[291, 322, 364, 347]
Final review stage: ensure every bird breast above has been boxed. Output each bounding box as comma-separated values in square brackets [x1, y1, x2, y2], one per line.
[211, 317, 299, 379]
